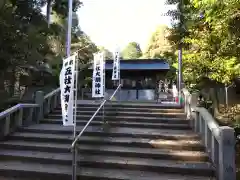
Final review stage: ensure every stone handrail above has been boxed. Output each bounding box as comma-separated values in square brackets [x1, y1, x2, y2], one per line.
[0, 88, 61, 139]
[0, 103, 39, 138]
[44, 88, 60, 99]
[43, 88, 61, 116]
[182, 88, 236, 180]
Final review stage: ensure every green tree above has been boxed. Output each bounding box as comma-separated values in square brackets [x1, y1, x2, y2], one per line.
[0, 0, 96, 100]
[121, 42, 142, 59]
[165, 0, 240, 114]
[144, 25, 172, 58]
[166, 0, 240, 86]
[98, 46, 113, 60]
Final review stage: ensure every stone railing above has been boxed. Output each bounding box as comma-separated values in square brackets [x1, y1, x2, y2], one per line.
[0, 88, 61, 139]
[43, 88, 60, 116]
[182, 88, 236, 180]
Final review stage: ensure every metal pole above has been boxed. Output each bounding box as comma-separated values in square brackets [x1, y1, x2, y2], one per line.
[118, 55, 121, 101]
[225, 86, 228, 108]
[72, 54, 78, 180]
[66, 1, 75, 180]
[46, 0, 52, 28]
[178, 45, 182, 92]
[178, 42, 183, 105]
[102, 54, 105, 124]
[66, 0, 73, 57]
[118, 79, 121, 101]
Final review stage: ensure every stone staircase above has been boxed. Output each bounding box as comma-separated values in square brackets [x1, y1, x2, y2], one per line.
[0, 102, 215, 180]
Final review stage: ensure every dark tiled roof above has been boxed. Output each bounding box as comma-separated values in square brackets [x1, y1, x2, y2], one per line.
[90, 59, 170, 70]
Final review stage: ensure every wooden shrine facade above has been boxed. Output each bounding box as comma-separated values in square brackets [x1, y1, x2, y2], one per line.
[89, 59, 170, 101]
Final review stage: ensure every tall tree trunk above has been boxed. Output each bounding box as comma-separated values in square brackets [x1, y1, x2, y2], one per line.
[9, 67, 16, 97]
[210, 88, 219, 116]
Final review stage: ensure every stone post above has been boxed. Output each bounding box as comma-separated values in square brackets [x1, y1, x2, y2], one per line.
[218, 126, 236, 180]
[35, 91, 44, 123]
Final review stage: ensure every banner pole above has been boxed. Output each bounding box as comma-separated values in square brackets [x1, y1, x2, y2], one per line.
[66, 1, 75, 179]
[72, 54, 78, 180]
[74, 54, 78, 140]
[103, 53, 105, 123]
[119, 56, 121, 101]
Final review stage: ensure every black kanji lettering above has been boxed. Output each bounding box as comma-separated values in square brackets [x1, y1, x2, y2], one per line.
[95, 77, 101, 82]
[65, 67, 72, 76]
[95, 66, 100, 71]
[95, 83, 101, 88]
[64, 75, 72, 85]
[95, 71, 100, 76]
[64, 85, 71, 93]
[64, 62, 68, 67]
[95, 89, 100, 94]
[69, 60, 73, 65]
[64, 94, 70, 103]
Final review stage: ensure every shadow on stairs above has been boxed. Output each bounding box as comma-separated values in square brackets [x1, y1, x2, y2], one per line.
[0, 102, 216, 180]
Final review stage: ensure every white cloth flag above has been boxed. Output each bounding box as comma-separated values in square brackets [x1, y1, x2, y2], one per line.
[112, 50, 120, 80]
[59, 55, 76, 126]
[92, 52, 105, 98]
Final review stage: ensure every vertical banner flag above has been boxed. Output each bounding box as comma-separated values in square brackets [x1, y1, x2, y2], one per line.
[59, 54, 76, 126]
[112, 50, 120, 80]
[102, 52, 106, 95]
[92, 52, 105, 98]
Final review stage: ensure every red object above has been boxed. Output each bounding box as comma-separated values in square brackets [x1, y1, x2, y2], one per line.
[175, 97, 179, 102]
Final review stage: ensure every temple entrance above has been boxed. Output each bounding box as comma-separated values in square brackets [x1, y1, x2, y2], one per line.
[89, 58, 173, 101]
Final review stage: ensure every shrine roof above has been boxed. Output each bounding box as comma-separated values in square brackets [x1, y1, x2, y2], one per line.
[90, 59, 170, 70]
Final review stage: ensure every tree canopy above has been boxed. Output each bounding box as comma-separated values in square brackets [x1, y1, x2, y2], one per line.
[0, 0, 96, 100]
[166, 0, 240, 86]
[121, 42, 142, 59]
[144, 25, 172, 58]
[98, 46, 113, 60]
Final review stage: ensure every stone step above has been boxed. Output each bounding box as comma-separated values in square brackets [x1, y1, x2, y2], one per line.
[52, 110, 186, 118]
[47, 114, 188, 124]
[45, 115, 189, 124]
[0, 141, 209, 162]
[76, 103, 182, 109]
[57, 106, 184, 113]
[9, 132, 205, 151]
[0, 150, 215, 177]
[0, 160, 215, 180]
[41, 119, 190, 130]
[19, 124, 200, 140]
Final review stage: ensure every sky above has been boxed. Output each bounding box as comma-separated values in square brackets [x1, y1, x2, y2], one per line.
[42, 0, 174, 52]
[77, 0, 174, 52]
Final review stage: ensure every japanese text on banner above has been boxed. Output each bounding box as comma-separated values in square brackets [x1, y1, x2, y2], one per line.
[59, 55, 76, 126]
[92, 52, 105, 98]
[112, 50, 120, 80]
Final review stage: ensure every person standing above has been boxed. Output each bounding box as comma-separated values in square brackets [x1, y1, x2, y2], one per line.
[172, 83, 178, 102]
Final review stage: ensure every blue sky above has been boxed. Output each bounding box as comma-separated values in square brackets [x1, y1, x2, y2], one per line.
[77, 0, 173, 52]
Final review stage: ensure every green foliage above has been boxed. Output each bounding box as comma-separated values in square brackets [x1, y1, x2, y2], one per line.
[0, 0, 96, 98]
[144, 25, 172, 58]
[121, 42, 142, 59]
[98, 46, 113, 60]
[166, 0, 240, 86]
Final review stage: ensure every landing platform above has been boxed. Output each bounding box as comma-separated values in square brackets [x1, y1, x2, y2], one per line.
[77, 100, 180, 107]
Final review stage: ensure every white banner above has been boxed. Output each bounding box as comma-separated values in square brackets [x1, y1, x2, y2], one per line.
[59, 54, 76, 126]
[112, 50, 120, 80]
[92, 52, 105, 98]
